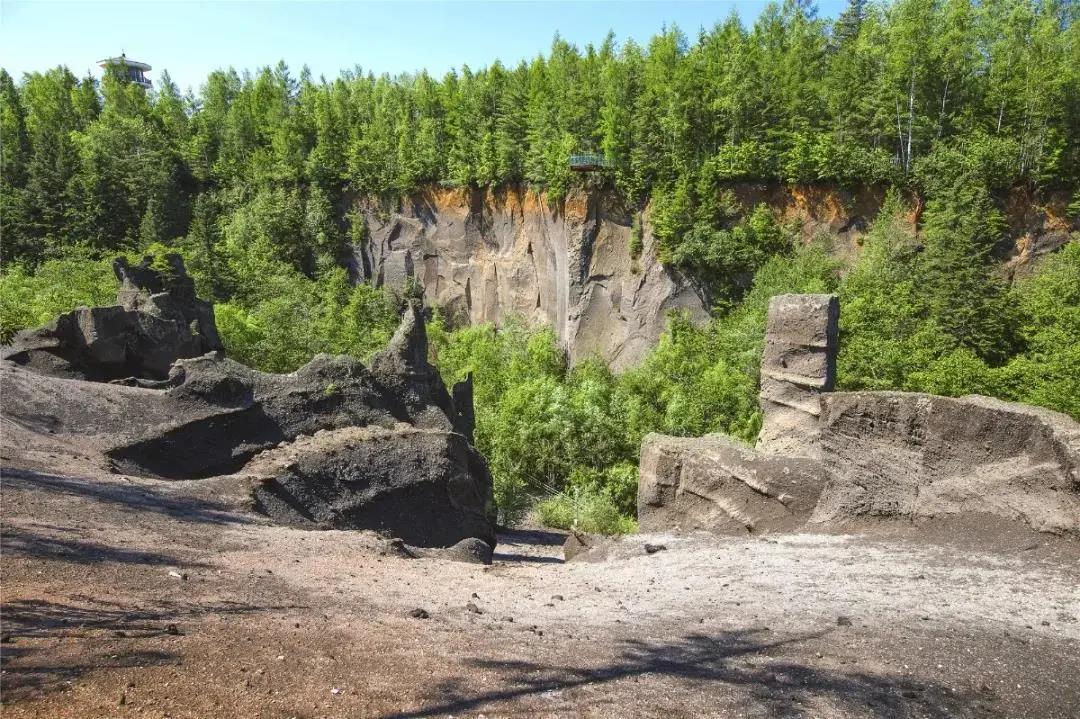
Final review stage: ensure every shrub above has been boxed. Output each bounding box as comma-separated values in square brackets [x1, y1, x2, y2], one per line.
[0, 255, 117, 342]
[536, 485, 638, 535]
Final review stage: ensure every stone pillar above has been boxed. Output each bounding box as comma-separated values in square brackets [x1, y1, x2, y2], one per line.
[756, 294, 839, 458]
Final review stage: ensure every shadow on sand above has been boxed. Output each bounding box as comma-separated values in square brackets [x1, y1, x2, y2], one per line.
[1, 468, 246, 525]
[379, 629, 974, 719]
[0, 596, 272, 702]
[1, 525, 208, 567]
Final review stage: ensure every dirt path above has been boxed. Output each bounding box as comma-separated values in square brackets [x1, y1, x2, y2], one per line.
[2, 466, 1078, 718]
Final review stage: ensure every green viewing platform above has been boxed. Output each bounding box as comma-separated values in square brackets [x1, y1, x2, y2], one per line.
[569, 153, 613, 172]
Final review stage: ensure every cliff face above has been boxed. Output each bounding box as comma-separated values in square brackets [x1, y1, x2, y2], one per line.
[352, 186, 708, 370]
[351, 183, 1074, 368]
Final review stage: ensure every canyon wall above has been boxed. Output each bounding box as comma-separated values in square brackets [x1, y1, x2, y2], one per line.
[351, 183, 1074, 368]
[352, 186, 708, 370]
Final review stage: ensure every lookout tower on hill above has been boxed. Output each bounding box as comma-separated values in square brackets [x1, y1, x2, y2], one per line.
[98, 54, 152, 90]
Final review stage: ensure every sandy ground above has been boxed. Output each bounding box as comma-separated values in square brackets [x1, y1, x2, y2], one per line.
[2, 462, 1079, 718]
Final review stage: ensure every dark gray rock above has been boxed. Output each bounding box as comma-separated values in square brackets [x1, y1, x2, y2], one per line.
[104, 353, 398, 478]
[369, 300, 458, 433]
[248, 425, 496, 547]
[2, 298, 498, 548]
[2, 254, 222, 381]
[424, 537, 493, 564]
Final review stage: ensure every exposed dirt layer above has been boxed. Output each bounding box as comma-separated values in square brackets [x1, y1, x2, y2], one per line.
[2, 464, 1078, 719]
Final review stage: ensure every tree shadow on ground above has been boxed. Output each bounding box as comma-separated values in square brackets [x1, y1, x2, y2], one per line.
[497, 529, 567, 546]
[0, 525, 210, 567]
[491, 551, 563, 564]
[0, 646, 178, 704]
[0, 596, 274, 702]
[379, 629, 974, 719]
[1, 469, 247, 525]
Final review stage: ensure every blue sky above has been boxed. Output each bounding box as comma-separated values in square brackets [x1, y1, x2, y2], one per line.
[1, 1, 847, 94]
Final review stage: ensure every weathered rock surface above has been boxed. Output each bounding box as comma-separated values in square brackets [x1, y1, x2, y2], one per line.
[637, 293, 838, 536]
[2, 254, 222, 381]
[2, 298, 497, 547]
[637, 293, 1080, 540]
[811, 392, 1080, 537]
[355, 182, 1074, 368]
[354, 186, 708, 370]
[756, 293, 839, 459]
[638, 433, 825, 535]
[248, 425, 495, 548]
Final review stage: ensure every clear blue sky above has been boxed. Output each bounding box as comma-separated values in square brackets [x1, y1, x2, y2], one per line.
[1, 1, 847, 94]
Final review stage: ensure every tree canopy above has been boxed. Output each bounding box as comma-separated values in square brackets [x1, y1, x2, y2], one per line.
[2, 0, 1077, 268]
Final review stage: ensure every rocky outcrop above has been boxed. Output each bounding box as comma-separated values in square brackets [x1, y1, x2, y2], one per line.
[637, 434, 825, 534]
[248, 425, 496, 547]
[354, 186, 708, 370]
[637, 293, 1080, 540]
[756, 294, 839, 459]
[2, 299, 497, 547]
[2, 255, 222, 381]
[637, 294, 838, 535]
[355, 183, 1074, 368]
[811, 392, 1080, 536]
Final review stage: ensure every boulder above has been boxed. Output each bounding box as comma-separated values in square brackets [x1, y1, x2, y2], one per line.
[638, 433, 824, 535]
[756, 293, 839, 458]
[248, 425, 496, 548]
[811, 392, 1080, 537]
[2, 254, 222, 381]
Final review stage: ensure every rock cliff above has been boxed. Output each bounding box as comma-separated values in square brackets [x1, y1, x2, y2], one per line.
[353, 184, 1074, 367]
[353, 186, 708, 370]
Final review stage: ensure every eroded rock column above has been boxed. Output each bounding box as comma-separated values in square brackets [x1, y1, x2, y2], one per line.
[756, 294, 839, 458]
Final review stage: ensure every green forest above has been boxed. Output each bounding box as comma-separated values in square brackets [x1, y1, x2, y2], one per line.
[2, 0, 1078, 532]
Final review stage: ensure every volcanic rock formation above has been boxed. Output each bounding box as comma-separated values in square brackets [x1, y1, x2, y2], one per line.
[756, 293, 839, 459]
[811, 392, 1080, 536]
[638, 293, 1080, 539]
[354, 186, 709, 370]
[2, 254, 222, 382]
[1, 288, 496, 547]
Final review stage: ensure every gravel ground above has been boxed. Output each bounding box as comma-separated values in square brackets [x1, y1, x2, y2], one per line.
[1, 465, 1078, 718]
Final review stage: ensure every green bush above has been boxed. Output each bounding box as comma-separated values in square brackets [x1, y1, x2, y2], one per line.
[0, 254, 117, 342]
[629, 214, 644, 261]
[536, 485, 638, 535]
